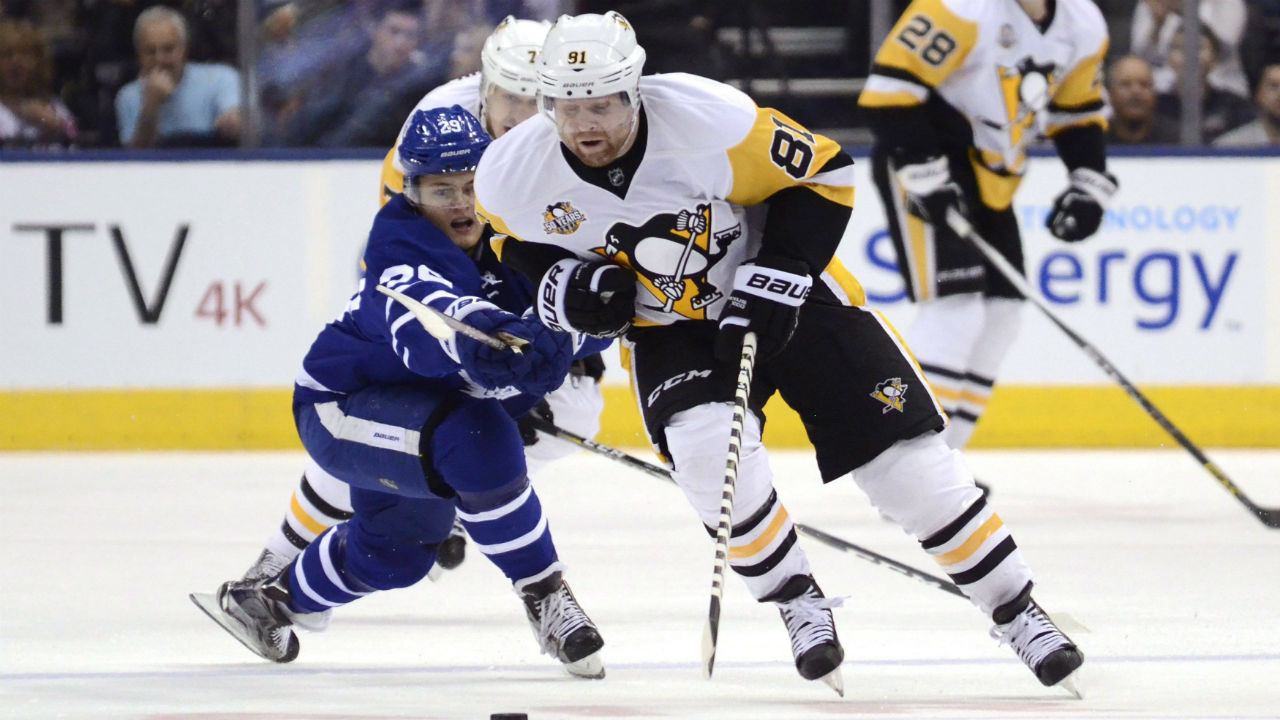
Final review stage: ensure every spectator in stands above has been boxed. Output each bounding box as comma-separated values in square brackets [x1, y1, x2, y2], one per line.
[1107, 55, 1180, 144]
[1157, 26, 1255, 144]
[1214, 61, 1280, 146]
[114, 5, 240, 148]
[1132, 0, 1249, 97]
[278, 2, 447, 147]
[578, 1, 728, 76]
[0, 19, 78, 148]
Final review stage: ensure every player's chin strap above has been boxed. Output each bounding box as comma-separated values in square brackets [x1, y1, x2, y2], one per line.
[945, 208, 1280, 530]
[521, 414, 968, 599]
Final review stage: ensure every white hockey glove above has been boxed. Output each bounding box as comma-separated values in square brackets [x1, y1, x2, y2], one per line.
[536, 259, 637, 338]
[895, 155, 968, 240]
[1046, 167, 1117, 242]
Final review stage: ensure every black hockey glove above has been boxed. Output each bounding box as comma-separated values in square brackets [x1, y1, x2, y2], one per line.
[714, 255, 812, 363]
[1046, 168, 1118, 242]
[896, 155, 969, 241]
[535, 259, 637, 338]
[517, 399, 554, 447]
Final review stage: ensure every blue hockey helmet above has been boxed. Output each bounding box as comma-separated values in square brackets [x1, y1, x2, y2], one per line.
[398, 105, 492, 193]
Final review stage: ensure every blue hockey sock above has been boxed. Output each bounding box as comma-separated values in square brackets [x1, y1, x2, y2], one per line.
[286, 524, 376, 614]
[455, 479, 560, 586]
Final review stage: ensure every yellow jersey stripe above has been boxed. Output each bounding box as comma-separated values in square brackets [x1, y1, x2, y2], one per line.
[935, 513, 1004, 566]
[729, 505, 791, 559]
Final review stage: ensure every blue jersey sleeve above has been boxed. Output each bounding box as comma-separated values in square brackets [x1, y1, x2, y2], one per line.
[352, 196, 514, 381]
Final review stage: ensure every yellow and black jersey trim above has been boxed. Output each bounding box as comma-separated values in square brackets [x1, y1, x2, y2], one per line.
[1046, 40, 1110, 136]
[859, 0, 977, 108]
[725, 107, 853, 208]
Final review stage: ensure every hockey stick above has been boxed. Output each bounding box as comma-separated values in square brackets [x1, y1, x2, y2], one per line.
[661, 210, 704, 312]
[375, 285, 528, 353]
[703, 331, 757, 679]
[524, 415, 967, 598]
[946, 209, 1280, 529]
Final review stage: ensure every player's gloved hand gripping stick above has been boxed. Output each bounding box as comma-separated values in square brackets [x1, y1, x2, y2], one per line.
[377, 284, 529, 352]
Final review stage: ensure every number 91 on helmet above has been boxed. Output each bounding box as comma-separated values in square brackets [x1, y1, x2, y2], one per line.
[536, 12, 645, 167]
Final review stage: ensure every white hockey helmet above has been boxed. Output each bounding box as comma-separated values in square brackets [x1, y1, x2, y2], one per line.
[537, 11, 646, 111]
[480, 16, 551, 98]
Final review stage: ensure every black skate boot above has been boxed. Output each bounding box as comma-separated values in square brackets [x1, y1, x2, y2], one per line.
[190, 573, 301, 663]
[519, 571, 605, 679]
[435, 517, 467, 570]
[991, 583, 1084, 696]
[769, 575, 845, 695]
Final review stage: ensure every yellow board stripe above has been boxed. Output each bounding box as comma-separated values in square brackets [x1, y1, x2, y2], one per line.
[729, 505, 790, 560]
[290, 493, 329, 535]
[2, 385, 1279, 450]
[933, 513, 1003, 566]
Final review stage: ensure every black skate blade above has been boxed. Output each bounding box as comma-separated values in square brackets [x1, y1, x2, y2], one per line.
[189, 591, 294, 663]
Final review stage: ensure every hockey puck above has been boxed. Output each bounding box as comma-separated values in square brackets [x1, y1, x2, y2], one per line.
[490, 715, 528, 720]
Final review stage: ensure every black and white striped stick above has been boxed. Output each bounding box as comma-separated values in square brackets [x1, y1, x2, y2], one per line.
[947, 209, 1280, 530]
[702, 331, 758, 679]
[524, 415, 967, 598]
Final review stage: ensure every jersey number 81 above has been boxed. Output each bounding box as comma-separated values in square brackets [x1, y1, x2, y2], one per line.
[895, 14, 957, 67]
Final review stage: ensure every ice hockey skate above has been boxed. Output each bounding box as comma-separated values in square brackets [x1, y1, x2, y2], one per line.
[241, 549, 330, 632]
[991, 584, 1085, 697]
[772, 575, 846, 696]
[190, 575, 301, 663]
[519, 571, 605, 679]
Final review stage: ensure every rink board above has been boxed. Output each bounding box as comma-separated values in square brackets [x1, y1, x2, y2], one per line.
[2, 153, 1278, 449]
[2, 384, 1277, 450]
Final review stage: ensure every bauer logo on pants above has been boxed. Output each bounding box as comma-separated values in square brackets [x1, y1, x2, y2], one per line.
[871, 377, 908, 414]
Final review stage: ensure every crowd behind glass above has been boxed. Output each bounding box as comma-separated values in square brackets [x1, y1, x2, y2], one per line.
[1, 0, 1277, 151]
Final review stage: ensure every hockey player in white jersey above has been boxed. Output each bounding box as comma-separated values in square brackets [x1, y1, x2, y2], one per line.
[476, 11, 1084, 694]
[193, 106, 607, 678]
[859, 0, 1116, 456]
[242, 16, 605, 589]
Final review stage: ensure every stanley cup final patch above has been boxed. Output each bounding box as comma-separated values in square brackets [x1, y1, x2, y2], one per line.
[871, 377, 908, 414]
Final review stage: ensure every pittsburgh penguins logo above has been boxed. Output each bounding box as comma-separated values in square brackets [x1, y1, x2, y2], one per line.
[870, 377, 908, 414]
[982, 57, 1058, 162]
[602, 204, 737, 315]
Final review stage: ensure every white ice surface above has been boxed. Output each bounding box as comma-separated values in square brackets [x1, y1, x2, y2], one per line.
[2, 448, 1278, 719]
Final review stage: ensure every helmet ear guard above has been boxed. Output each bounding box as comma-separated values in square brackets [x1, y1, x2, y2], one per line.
[536, 11, 646, 115]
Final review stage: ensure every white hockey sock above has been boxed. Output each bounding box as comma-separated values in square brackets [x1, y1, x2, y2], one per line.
[266, 458, 354, 559]
[852, 433, 1031, 616]
[946, 298, 1023, 449]
[665, 403, 811, 600]
[906, 293, 984, 446]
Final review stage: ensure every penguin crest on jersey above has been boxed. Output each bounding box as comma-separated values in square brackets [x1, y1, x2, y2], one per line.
[542, 202, 587, 234]
[601, 203, 737, 318]
[871, 377, 909, 414]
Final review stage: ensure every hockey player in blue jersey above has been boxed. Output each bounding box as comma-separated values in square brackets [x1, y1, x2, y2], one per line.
[191, 105, 607, 679]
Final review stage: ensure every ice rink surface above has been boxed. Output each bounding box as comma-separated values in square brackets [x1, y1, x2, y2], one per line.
[2, 448, 1278, 720]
